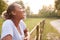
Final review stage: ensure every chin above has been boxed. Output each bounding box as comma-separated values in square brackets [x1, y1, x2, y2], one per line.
[22, 17, 26, 20]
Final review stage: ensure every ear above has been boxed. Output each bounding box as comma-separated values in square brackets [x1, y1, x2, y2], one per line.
[11, 11, 16, 15]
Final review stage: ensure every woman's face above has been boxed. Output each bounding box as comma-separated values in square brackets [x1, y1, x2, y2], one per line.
[13, 3, 26, 19]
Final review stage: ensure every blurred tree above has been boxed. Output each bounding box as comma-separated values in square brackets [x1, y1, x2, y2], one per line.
[55, 0, 60, 16]
[0, 0, 7, 15]
[38, 5, 57, 18]
[25, 6, 31, 17]
[19, 0, 25, 9]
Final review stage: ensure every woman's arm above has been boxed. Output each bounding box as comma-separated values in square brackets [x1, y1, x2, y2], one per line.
[2, 34, 12, 40]
[24, 29, 30, 40]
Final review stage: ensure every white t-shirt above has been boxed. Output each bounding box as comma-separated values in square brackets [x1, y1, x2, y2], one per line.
[1, 19, 26, 40]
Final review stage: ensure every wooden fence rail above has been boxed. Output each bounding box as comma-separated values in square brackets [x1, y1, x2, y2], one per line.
[30, 19, 45, 40]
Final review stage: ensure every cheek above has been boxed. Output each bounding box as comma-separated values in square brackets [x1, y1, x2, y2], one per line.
[18, 13, 24, 18]
[16, 11, 22, 16]
[16, 10, 25, 18]
[21, 13, 24, 17]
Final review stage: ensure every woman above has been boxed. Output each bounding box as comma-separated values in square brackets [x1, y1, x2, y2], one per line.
[1, 3, 30, 40]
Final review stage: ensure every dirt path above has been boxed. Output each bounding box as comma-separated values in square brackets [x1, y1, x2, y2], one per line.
[50, 19, 60, 33]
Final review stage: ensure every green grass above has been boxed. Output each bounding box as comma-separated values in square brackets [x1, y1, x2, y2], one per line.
[0, 18, 60, 40]
[24, 18, 43, 31]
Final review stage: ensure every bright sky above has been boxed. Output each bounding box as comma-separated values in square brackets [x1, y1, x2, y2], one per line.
[6, 0, 55, 14]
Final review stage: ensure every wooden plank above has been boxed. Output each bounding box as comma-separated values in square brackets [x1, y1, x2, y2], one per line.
[30, 23, 40, 35]
[36, 25, 39, 40]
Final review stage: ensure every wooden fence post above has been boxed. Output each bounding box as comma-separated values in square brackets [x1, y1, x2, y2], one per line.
[40, 20, 45, 40]
[36, 25, 39, 40]
[30, 19, 45, 40]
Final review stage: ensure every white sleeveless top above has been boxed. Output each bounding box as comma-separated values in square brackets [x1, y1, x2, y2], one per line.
[1, 19, 26, 40]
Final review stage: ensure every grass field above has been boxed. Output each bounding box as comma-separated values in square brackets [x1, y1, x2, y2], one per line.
[0, 18, 60, 40]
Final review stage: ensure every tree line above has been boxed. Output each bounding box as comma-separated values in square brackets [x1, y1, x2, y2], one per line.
[0, 0, 60, 18]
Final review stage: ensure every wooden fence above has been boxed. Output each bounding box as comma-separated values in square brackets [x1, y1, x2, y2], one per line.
[30, 19, 45, 40]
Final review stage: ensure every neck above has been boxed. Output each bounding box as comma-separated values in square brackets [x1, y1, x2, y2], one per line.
[11, 17, 21, 27]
